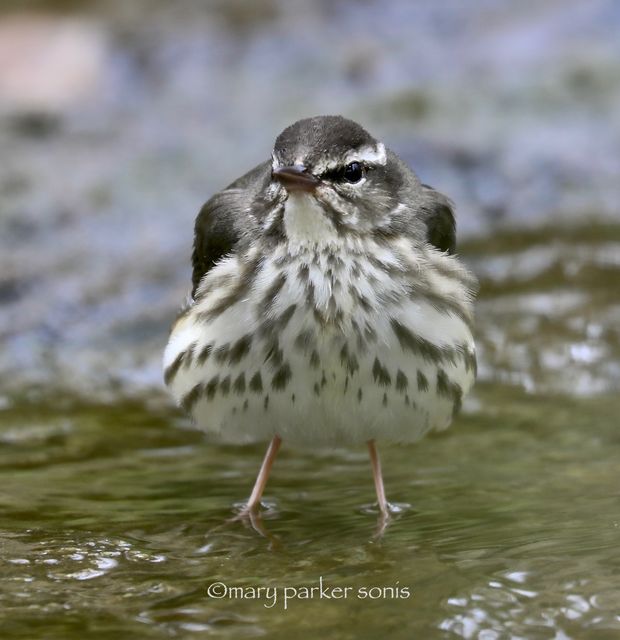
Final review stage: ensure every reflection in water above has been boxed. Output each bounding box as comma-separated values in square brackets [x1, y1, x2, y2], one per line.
[225, 499, 405, 542]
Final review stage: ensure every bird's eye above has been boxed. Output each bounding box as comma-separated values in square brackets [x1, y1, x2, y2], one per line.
[343, 162, 364, 183]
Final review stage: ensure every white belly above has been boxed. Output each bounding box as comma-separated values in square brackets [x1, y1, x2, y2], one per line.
[163, 240, 476, 446]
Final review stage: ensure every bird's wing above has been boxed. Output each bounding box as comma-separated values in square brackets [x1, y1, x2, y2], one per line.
[386, 150, 457, 255]
[419, 184, 456, 255]
[191, 160, 271, 298]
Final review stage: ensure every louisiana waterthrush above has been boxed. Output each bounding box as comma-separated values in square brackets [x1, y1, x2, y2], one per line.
[163, 116, 477, 518]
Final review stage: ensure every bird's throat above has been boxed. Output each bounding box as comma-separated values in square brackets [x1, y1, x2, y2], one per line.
[283, 193, 338, 251]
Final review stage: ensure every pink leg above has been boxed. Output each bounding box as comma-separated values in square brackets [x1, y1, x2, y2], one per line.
[367, 439, 390, 517]
[243, 435, 282, 513]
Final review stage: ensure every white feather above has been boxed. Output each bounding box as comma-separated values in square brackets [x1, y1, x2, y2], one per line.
[164, 225, 476, 447]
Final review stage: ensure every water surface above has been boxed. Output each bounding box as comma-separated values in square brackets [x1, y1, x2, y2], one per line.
[1, 384, 619, 639]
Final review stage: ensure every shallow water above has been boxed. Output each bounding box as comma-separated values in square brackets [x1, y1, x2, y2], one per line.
[4, 222, 620, 639]
[1, 1, 620, 637]
[1, 385, 619, 639]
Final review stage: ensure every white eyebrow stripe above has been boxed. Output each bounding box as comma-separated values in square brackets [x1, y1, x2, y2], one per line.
[345, 142, 387, 166]
[272, 142, 387, 174]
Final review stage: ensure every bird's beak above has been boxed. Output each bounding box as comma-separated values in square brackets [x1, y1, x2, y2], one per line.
[273, 165, 320, 193]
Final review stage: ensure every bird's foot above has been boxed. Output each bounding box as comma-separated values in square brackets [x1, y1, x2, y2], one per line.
[229, 501, 280, 546]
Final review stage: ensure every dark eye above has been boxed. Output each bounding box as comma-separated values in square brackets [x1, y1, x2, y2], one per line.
[343, 162, 364, 183]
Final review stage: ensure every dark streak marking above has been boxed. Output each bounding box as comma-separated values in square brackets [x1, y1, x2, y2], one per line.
[463, 348, 477, 375]
[372, 357, 391, 386]
[272, 362, 292, 391]
[436, 369, 451, 398]
[351, 319, 365, 351]
[309, 350, 320, 369]
[368, 253, 405, 277]
[206, 375, 219, 400]
[347, 353, 359, 375]
[294, 328, 314, 352]
[340, 342, 360, 375]
[408, 285, 474, 330]
[327, 296, 339, 319]
[259, 272, 287, 317]
[264, 395, 269, 410]
[233, 373, 246, 394]
[314, 382, 321, 396]
[313, 307, 326, 327]
[357, 294, 373, 313]
[198, 276, 251, 322]
[278, 304, 297, 331]
[214, 343, 230, 364]
[358, 388, 363, 402]
[229, 335, 252, 364]
[417, 370, 429, 392]
[182, 341, 198, 369]
[306, 280, 316, 309]
[164, 352, 184, 385]
[430, 258, 478, 289]
[249, 372, 263, 393]
[437, 370, 464, 417]
[327, 253, 344, 269]
[298, 263, 310, 282]
[396, 370, 408, 393]
[391, 319, 460, 365]
[382, 392, 388, 407]
[220, 375, 231, 396]
[181, 383, 202, 412]
[263, 340, 283, 367]
[196, 343, 213, 366]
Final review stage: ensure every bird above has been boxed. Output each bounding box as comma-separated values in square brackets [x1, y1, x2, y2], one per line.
[163, 115, 477, 521]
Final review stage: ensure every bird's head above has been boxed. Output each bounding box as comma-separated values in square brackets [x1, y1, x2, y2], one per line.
[263, 115, 414, 243]
[247, 115, 456, 255]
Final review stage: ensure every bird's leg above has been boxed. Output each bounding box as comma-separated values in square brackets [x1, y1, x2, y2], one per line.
[367, 439, 390, 518]
[241, 435, 282, 514]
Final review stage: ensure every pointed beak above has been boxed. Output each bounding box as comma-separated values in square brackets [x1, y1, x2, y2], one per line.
[273, 165, 320, 193]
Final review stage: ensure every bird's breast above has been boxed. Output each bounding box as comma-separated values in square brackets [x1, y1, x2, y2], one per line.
[163, 237, 476, 444]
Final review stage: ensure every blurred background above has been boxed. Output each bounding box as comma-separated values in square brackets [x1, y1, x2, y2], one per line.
[1, 2, 620, 639]
[1, 0, 618, 400]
